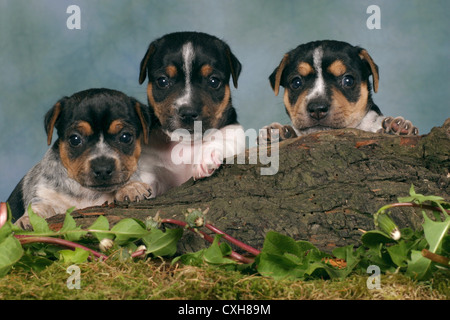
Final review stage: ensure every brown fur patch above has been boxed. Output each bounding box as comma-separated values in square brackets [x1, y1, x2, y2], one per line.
[46, 102, 62, 145]
[327, 60, 347, 77]
[330, 83, 369, 127]
[359, 50, 379, 92]
[134, 103, 149, 144]
[166, 65, 177, 78]
[59, 142, 88, 182]
[76, 121, 94, 136]
[298, 62, 313, 77]
[283, 89, 309, 129]
[200, 64, 213, 77]
[272, 54, 290, 96]
[108, 120, 124, 136]
[147, 83, 165, 122]
[211, 85, 231, 127]
[120, 139, 141, 176]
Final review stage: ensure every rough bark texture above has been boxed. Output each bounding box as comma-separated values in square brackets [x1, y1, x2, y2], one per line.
[47, 118, 450, 254]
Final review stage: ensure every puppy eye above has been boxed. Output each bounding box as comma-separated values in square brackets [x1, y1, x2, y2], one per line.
[208, 76, 221, 89]
[156, 76, 170, 89]
[119, 132, 133, 144]
[69, 134, 82, 147]
[290, 76, 303, 90]
[342, 75, 355, 88]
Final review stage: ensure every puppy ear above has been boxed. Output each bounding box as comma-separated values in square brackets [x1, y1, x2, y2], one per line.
[139, 43, 156, 85]
[269, 54, 289, 96]
[358, 49, 379, 93]
[44, 101, 63, 146]
[134, 102, 150, 145]
[225, 48, 242, 89]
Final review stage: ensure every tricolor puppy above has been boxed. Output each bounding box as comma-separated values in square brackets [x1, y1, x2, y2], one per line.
[7, 88, 151, 228]
[138, 31, 246, 196]
[260, 40, 418, 142]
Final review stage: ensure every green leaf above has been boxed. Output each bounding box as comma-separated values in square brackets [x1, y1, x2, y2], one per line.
[406, 211, 450, 280]
[0, 234, 24, 277]
[27, 205, 53, 235]
[59, 247, 90, 264]
[203, 235, 236, 265]
[110, 218, 149, 245]
[142, 228, 183, 257]
[361, 230, 397, 249]
[59, 210, 87, 241]
[88, 215, 113, 242]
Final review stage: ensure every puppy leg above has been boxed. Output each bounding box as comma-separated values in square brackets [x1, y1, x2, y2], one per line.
[193, 124, 245, 180]
[378, 117, 419, 135]
[258, 122, 298, 145]
[14, 202, 58, 230]
[115, 181, 152, 202]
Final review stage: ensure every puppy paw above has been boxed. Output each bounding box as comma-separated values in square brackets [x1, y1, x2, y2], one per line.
[193, 149, 223, 180]
[115, 181, 152, 202]
[378, 117, 419, 135]
[15, 214, 32, 230]
[258, 122, 297, 145]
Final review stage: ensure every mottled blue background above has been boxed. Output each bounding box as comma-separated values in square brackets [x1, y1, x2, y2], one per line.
[1, 0, 449, 200]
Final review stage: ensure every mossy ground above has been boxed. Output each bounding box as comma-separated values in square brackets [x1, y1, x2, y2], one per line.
[0, 259, 448, 300]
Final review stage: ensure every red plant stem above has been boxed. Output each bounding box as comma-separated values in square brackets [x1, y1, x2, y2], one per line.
[161, 218, 254, 264]
[15, 235, 108, 260]
[205, 223, 261, 256]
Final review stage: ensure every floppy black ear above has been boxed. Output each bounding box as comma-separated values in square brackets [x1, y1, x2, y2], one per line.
[133, 100, 151, 145]
[358, 48, 379, 93]
[269, 54, 289, 96]
[139, 43, 157, 85]
[225, 48, 242, 89]
[44, 98, 67, 146]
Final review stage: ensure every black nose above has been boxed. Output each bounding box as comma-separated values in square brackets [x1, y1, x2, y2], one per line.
[307, 103, 329, 120]
[178, 106, 199, 123]
[91, 157, 115, 181]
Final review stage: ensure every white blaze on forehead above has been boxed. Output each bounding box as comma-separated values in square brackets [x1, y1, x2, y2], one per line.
[175, 42, 195, 107]
[88, 134, 119, 161]
[306, 46, 325, 100]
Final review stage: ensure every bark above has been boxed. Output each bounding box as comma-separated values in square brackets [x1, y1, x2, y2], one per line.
[47, 118, 450, 254]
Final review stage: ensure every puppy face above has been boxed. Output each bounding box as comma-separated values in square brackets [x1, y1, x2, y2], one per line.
[139, 32, 241, 135]
[45, 88, 150, 192]
[269, 40, 379, 133]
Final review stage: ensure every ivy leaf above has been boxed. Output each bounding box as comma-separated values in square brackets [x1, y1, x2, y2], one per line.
[110, 218, 149, 245]
[142, 228, 183, 257]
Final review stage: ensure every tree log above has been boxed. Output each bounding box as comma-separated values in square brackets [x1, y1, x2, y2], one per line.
[47, 118, 450, 254]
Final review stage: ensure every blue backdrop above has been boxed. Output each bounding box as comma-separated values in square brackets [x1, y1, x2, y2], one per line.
[1, 0, 449, 200]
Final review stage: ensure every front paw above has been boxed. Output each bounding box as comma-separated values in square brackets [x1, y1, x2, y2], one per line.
[115, 181, 152, 202]
[378, 117, 419, 135]
[193, 149, 222, 180]
[258, 122, 297, 145]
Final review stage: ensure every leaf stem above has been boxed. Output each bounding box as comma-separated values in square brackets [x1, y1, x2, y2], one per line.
[421, 249, 450, 266]
[204, 223, 261, 256]
[14, 235, 108, 260]
[161, 218, 254, 264]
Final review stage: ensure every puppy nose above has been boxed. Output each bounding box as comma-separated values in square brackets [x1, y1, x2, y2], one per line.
[91, 157, 115, 181]
[178, 106, 199, 122]
[307, 103, 329, 120]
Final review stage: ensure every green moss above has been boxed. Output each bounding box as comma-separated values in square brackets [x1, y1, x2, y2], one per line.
[0, 260, 447, 300]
